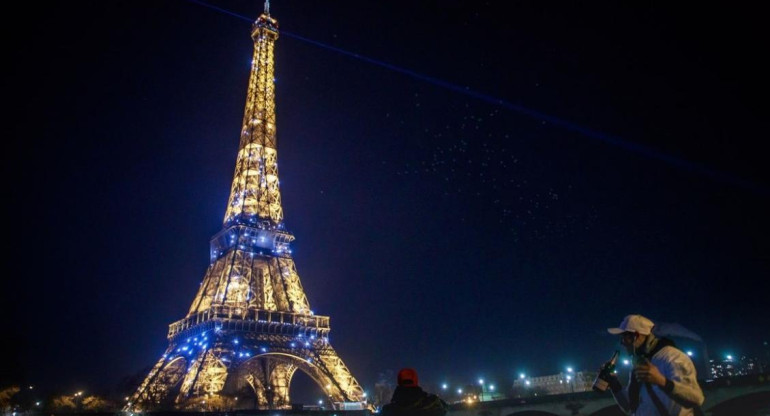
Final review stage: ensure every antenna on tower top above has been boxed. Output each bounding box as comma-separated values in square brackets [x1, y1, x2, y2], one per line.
[264, 0, 270, 15]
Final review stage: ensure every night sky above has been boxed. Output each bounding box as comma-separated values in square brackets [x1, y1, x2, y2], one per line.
[6, 0, 768, 404]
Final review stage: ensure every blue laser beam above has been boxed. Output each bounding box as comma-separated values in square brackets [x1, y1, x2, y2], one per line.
[186, 0, 767, 196]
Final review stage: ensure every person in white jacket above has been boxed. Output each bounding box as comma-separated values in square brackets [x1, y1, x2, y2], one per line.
[604, 314, 705, 416]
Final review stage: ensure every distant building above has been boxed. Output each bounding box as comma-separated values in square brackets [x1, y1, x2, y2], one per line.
[709, 355, 765, 379]
[512, 371, 595, 396]
[334, 402, 365, 410]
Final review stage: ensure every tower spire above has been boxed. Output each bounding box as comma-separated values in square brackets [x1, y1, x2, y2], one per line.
[264, 0, 270, 15]
[223, 1, 281, 227]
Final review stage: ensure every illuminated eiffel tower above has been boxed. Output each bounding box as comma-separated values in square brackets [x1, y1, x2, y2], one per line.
[127, 2, 366, 411]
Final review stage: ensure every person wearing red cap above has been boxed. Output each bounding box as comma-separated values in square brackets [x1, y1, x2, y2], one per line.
[380, 368, 448, 416]
[603, 314, 705, 416]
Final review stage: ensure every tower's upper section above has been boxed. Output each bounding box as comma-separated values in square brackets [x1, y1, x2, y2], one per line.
[223, 2, 283, 228]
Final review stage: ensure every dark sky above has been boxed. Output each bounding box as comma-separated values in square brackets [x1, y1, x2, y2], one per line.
[6, 0, 768, 404]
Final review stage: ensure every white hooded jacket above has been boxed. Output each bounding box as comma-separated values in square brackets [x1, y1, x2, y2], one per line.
[611, 335, 705, 416]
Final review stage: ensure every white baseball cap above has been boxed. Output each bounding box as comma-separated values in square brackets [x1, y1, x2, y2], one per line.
[607, 314, 654, 335]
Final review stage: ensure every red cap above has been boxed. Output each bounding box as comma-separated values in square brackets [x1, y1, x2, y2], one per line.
[397, 368, 418, 387]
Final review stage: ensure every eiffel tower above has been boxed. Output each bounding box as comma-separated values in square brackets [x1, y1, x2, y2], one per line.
[127, 2, 366, 411]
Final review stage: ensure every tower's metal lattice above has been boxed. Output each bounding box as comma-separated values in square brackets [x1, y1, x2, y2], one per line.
[127, 4, 365, 411]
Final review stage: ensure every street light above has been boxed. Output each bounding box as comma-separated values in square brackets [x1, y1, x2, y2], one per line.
[478, 379, 485, 401]
[74, 391, 84, 411]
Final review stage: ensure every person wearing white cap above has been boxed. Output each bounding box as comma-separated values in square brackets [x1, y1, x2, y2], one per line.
[604, 314, 705, 416]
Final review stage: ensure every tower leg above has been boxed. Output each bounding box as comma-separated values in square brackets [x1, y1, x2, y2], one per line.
[242, 356, 298, 409]
[129, 351, 187, 411]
